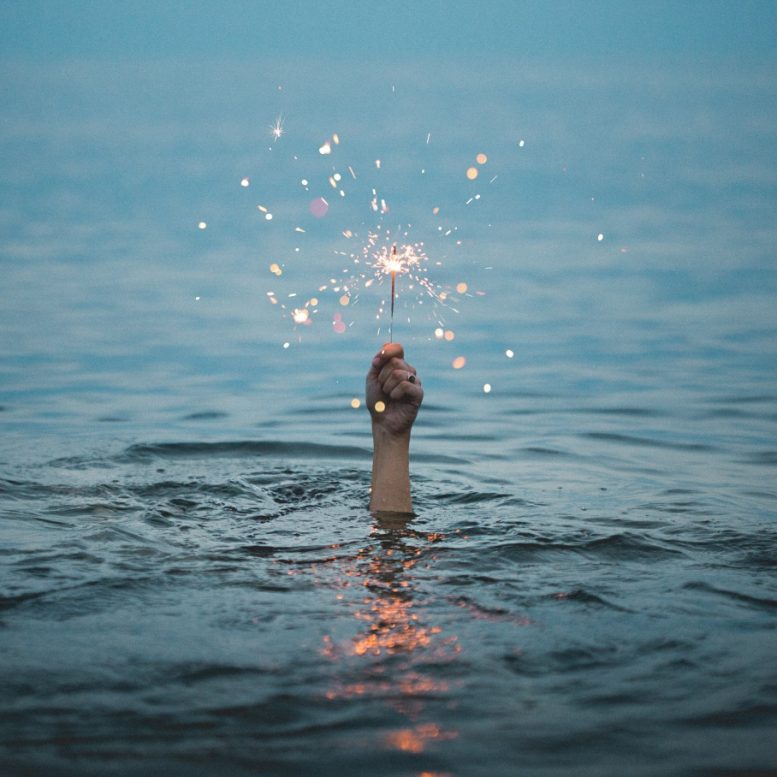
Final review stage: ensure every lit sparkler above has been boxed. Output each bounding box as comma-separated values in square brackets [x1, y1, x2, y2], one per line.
[374, 242, 420, 342]
[246, 114, 493, 347]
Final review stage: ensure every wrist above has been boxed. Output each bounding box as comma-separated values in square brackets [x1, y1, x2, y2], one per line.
[372, 422, 411, 448]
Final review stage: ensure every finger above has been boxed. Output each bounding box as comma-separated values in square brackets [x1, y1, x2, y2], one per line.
[371, 342, 405, 370]
[389, 381, 424, 404]
[378, 356, 415, 387]
[380, 368, 405, 397]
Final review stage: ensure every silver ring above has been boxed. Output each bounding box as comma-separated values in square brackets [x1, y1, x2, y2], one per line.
[408, 373, 416, 384]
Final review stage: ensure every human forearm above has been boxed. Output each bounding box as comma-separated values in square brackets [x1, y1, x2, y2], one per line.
[369, 425, 412, 513]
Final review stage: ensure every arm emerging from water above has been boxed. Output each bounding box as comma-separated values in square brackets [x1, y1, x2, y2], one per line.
[366, 343, 424, 514]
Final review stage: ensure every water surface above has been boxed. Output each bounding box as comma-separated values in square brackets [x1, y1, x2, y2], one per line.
[1, 57, 776, 776]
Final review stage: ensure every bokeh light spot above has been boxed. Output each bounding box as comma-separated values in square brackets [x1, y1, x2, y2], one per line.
[309, 197, 329, 218]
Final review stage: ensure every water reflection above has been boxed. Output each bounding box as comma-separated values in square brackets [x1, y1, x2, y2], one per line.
[321, 513, 459, 765]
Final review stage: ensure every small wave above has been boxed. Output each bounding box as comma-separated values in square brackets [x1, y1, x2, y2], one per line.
[683, 581, 777, 611]
[490, 533, 684, 562]
[521, 446, 574, 457]
[572, 406, 661, 417]
[582, 432, 716, 452]
[118, 440, 371, 462]
[433, 490, 510, 505]
[181, 411, 229, 420]
[547, 588, 632, 612]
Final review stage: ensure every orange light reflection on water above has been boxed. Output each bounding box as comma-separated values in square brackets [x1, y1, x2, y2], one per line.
[320, 515, 460, 757]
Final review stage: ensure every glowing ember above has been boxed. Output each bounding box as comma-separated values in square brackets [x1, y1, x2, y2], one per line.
[505, 349, 514, 358]
[466, 167, 478, 180]
[476, 152, 488, 164]
[483, 383, 492, 393]
[374, 400, 386, 413]
[197, 221, 207, 230]
[350, 398, 361, 409]
[452, 356, 466, 369]
[240, 177, 250, 187]
[292, 308, 310, 324]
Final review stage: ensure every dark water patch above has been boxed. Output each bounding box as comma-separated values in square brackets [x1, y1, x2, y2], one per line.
[181, 411, 228, 421]
[118, 440, 371, 462]
[740, 489, 777, 500]
[97, 415, 129, 422]
[520, 446, 574, 457]
[700, 407, 762, 420]
[571, 406, 661, 417]
[582, 432, 717, 452]
[422, 433, 496, 442]
[170, 662, 273, 685]
[0, 590, 49, 613]
[742, 450, 777, 465]
[683, 581, 777, 612]
[707, 394, 777, 405]
[680, 701, 777, 728]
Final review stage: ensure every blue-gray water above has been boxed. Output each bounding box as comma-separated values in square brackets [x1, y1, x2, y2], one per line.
[2, 51, 777, 777]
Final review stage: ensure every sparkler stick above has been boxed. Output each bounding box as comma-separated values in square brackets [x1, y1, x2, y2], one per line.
[390, 244, 397, 343]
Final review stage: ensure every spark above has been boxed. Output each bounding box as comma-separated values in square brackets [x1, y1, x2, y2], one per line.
[270, 115, 284, 141]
